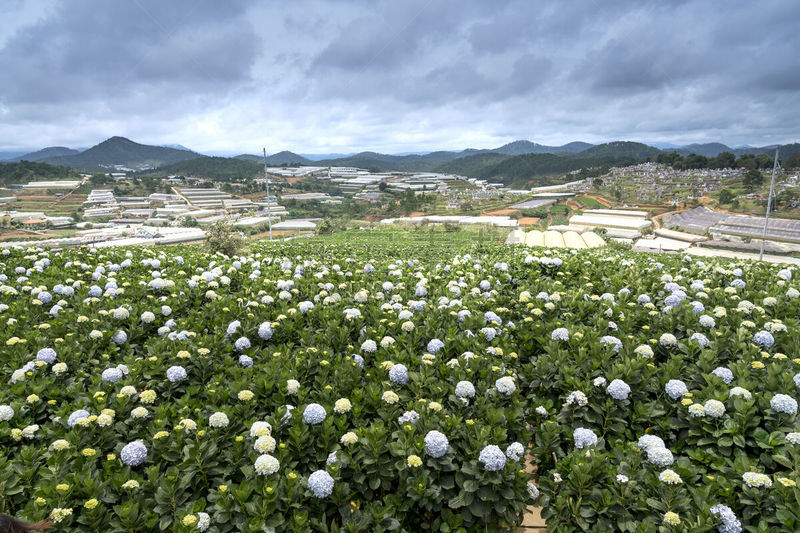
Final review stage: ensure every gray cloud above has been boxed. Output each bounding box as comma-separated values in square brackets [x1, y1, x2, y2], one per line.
[0, 0, 798, 153]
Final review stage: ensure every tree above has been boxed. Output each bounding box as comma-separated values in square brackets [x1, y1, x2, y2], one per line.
[713, 152, 736, 169]
[182, 216, 199, 228]
[784, 153, 800, 169]
[205, 218, 246, 256]
[743, 169, 763, 191]
[378, 181, 388, 192]
[755, 153, 774, 169]
[718, 188, 735, 204]
[592, 177, 603, 188]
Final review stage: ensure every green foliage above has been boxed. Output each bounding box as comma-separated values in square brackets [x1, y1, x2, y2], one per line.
[743, 169, 764, 191]
[204, 218, 247, 256]
[156, 157, 262, 180]
[718, 189, 735, 204]
[0, 161, 80, 186]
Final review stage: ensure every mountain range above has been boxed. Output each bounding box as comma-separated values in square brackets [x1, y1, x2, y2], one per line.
[2, 137, 797, 183]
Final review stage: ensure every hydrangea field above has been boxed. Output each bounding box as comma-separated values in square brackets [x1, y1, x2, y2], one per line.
[1, 237, 800, 532]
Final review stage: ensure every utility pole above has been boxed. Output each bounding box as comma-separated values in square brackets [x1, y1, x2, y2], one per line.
[759, 147, 780, 261]
[262, 148, 272, 241]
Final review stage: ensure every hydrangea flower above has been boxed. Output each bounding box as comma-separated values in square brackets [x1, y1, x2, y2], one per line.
[566, 390, 588, 407]
[254, 454, 280, 475]
[36, 348, 56, 364]
[258, 322, 273, 341]
[665, 380, 688, 400]
[573, 428, 598, 449]
[770, 394, 798, 415]
[424, 430, 449, 458]
[495, 376, 516, 395]
[388, 364, 409, 385]
[303, 403, 327, 425]
[606, 379, 631, 400]
[361, 340, 377, 353]
[647, 447, 674, 467]
[690, 332, 710, 348]
[634, 345, 654, 358]
[478, 445, 507, 471]
[550, 328, 569, 341]
[659, 333, 677, 347]
[753, 330, 774, 348]
[68, 409, 90, 428]
[308, 470, 335, 498]
[505, 442, 524, 461]
[101, 368, 124, 383]
[0, 405, 14, 422]
[729, 387, 752, 401]
[710, 504, 742, 533]
[704, 399, 726, 418]
[426, 339, 444, 353]
[659, 469, 682, 484]
[398, 410, 419, 424]
[120, 441, 147, 466]
[455, 381, 475, 399]
[742, 472, 772, 488]
[600, 335, 622, 352]
[209, 412, 229, 428]
[234, 337, 251, 351]
[712, 367, 734, 384]
[637, 434, 666, 451]
[166, 366, 187, 383]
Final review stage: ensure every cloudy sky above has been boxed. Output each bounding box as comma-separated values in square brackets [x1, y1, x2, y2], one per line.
[1, 0, 798, 155]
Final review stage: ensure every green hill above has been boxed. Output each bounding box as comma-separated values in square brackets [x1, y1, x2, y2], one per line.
[434, 152, 512, 176]
[8, 146, 80, 162]
[43, 136, 202, 170]
[436, 143, 662, 186]
[235, 151, 312, 166]
[0, 160, 81, 186]
[572, 141, 661, 159]
[155, 157, 263, 180]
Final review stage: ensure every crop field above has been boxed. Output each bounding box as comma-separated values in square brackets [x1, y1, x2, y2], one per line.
[1, 234, 799, 532]
[5, 190, 86, 216]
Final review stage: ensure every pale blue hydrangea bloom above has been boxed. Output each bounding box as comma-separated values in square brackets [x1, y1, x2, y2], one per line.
[573, 428, 598, 449]
[166, 366, 187, 383]
[308, 470, 334, 498]
[398, 410, 419, 424]
[121, 441, 148, 466]
[303, 403, 327, 425]
[606, 379, 631, 400]
[771, 394, 798, 415]
[753, 330, 774, 348]
[665, 380, 688, 400]
[234, 337, 251, 351]
[479, 445, 507, 471]
[68, 409, 90, 428]
[258, 322, 273, 341]
[101, 368, 123, 383]
[712, 367, 734, 384]
[647, 447, 674, 467]
[424, 430, 449, 458]
[389, 364, 409, 385]
[36, 348, 57, 364]
[710, 504, 742, 533]
[505, 442, 524, 462]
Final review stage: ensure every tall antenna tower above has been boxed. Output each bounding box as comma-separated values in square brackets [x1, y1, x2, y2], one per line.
[759, 147, 780, 261]
[262, 148, 273, 241]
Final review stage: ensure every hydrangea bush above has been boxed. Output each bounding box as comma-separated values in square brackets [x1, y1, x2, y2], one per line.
[0, 242, 799, 531]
